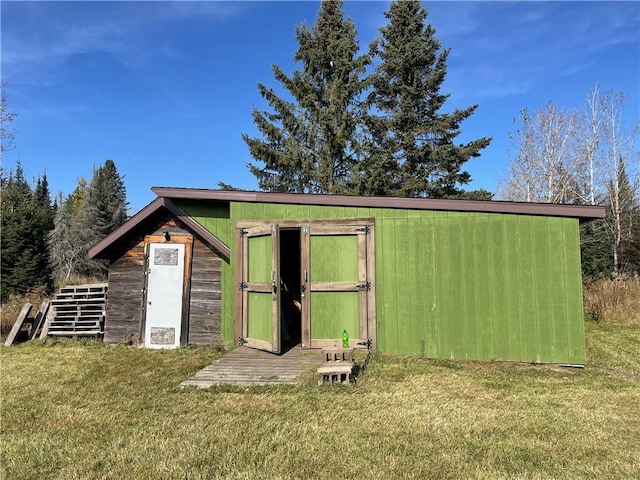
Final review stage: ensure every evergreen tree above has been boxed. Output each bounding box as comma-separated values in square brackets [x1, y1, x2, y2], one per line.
[360, 0, 491, 198]
[0, 163, 52, 302]
[243, 0, 369, 194]
[580, 219, 613, 279]
[32, 173, 55, 292]
[454, 189, 494, 201]
[87, 159, 128, 235]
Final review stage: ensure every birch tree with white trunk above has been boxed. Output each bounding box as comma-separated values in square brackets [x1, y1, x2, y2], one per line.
[499, 103, 576, 203]
[599, 91, 639, 275]
[498, 86, 639, 276]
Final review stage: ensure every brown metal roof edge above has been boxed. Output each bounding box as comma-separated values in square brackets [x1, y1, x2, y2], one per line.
[87, 196, 231, 261]
[88, 197, 165, 259]
[163, 198, 231, 261]
[151, 187, 606, 220]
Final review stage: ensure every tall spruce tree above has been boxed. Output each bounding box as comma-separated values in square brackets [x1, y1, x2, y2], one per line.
[361, 0, 491, 198]
[87, 159, 128, 236]
[0, 163, 55, 302]
[32, 173, 55, 292]
[1, 164, 34, 302]
[243, 0, 369, 194]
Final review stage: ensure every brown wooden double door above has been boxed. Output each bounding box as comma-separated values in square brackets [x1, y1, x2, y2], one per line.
[235, 219, 376, 354]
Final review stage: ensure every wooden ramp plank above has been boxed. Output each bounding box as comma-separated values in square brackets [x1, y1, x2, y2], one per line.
[29, 299, 51, 340]
[181, 346, 322, 388]
[4, 303, 33, 347]
[39, 307, 55, 340]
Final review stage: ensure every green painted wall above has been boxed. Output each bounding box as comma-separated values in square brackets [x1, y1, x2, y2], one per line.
[177, 200, 236, 342]
[178, 200, 586, 365]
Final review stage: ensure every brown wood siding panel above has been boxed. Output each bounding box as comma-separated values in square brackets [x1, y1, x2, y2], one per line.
[104, 241, 145, 344]
[188, 239, 222, 344]
[150, 218, 191, 237]
[105, 214, 194, 345]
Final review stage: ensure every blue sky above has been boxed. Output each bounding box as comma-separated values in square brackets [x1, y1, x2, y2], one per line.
[2, 1, 639, 213]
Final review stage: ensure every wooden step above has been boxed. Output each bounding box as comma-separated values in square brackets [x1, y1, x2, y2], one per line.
[47, 330, 103, 336]
[52, 305, 105, 314]
[53, 294, 107, 302]
[59, 283, 107, 293]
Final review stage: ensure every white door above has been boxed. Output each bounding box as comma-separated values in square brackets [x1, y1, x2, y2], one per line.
[145, 242, 185, 349]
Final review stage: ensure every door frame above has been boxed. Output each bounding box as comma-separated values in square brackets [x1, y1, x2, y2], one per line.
[235, 218, 376, 351]
[140, 235, 193, 347]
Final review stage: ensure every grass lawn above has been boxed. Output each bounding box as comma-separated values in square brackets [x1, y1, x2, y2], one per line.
[1, 321, 639, 480]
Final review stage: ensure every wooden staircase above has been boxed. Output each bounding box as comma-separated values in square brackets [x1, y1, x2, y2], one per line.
[43, 283, 108, 338]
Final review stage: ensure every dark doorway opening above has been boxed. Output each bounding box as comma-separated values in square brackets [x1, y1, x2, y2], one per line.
[279, 228, 302, 352]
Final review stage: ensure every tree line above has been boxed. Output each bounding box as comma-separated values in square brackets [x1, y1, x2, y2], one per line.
[1, 0, 637, 305]
[1, 83, 129, 303]
[0, 159, 128, 303]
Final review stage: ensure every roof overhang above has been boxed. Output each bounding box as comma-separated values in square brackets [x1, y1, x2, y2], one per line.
[152, 187, 606, 221]
[88, 197, 230, 261]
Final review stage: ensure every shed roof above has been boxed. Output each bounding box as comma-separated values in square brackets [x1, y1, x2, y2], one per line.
[89, 187, 606, 260]
[151, 187, 606, 220]
[88, 197, 231, 260]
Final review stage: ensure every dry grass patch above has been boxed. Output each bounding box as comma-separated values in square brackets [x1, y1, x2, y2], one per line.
[583, 275, 640, 324]
[0, 287, 49, 336]
[2, 333, 639, 480]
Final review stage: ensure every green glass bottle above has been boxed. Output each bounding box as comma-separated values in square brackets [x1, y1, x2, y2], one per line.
[342, 329, 349, 349]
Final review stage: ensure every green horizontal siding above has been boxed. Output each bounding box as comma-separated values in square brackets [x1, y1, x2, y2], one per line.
[180, 199, 585, 365]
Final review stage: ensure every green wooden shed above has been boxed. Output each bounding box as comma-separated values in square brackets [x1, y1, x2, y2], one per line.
[89, 187, 605, 365]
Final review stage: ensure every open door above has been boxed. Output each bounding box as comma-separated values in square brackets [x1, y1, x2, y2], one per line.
[302, 222, 375, 350]
[238, 224, 281, 353]
[235, 219, 375, 353]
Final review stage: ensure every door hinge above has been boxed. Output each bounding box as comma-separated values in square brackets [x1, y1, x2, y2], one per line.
[239, 228, 248, 237]
[238, 337, 247, 345]
[356, 225, 370, 234]
[357, 339, 372, 349]
[239, 282, 248, 291]
[356, 282, 371, 291]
